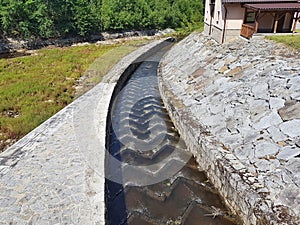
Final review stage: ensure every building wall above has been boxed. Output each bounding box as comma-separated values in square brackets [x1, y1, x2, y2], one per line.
[215, 0, 225, 29]
[204, 0, 210, 27]
[226, 4, 244, 29]
[204, 0, 297, 43]
[204, 23, 241, 43]
[283, 13, 293, 32]
[204, 0, 224, 32]
[294, 12, 300, 30]
[213, 26, 223, 43]
[257, 13, 274, 32]
[204, 1, 244, 43]
[257, 12, 293, 33]
[204, 0, 224, 42]
[223, 29, 242, 42]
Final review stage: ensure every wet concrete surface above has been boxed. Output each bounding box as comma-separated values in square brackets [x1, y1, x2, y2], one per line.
[105, 47, 241, 225]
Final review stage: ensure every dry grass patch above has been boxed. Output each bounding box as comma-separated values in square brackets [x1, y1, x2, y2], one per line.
[266, 35, 300, 49]
[0, 40, 148, 151]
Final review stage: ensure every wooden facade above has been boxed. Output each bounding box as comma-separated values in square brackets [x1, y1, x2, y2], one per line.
[240, 24, 256, 39]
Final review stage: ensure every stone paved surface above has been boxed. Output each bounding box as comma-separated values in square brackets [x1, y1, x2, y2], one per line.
[158, 33, 300, 225]
[0, 39, 170, 225]
[0, 83, 110, 225]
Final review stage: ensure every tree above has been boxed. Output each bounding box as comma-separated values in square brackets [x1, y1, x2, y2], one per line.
[0, 0, 204, 39]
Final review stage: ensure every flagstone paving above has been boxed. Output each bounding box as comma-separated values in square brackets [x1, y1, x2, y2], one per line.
[158, 32, 300, 225]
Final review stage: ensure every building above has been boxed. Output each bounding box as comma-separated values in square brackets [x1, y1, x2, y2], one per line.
[204, 0, 300, 43]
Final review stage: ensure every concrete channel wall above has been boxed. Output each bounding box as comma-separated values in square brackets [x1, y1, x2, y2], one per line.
[158, 32, 300, 225]
[0, 38, 172, 224]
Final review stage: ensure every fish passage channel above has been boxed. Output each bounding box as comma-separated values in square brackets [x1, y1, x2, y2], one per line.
[105, 43, 240, 225]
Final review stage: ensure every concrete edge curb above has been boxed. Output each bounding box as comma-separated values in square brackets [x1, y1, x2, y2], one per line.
[0, 37, 173, 224]
[0, 37, 173, 166]
[157, 39, 299, 225]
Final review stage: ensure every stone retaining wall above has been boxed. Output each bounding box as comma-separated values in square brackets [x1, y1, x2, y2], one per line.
[158, 32, 300, 225]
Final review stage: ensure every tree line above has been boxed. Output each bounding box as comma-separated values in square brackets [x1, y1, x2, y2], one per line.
[0, 0, 204, 39]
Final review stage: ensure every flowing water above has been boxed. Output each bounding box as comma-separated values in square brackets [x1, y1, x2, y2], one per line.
[105, 44, 240, 225]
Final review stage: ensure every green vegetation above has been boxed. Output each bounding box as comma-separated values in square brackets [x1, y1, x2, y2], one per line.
[75, 43, 138, 96]
[266, 35, 300, 49]
[0, 40, 145, 151]
[172, 22, 204, 40]
[0, 0, 205, 150]
[0, 0, 204, 39]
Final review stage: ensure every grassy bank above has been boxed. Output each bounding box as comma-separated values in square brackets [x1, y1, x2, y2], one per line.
[173, 22, 204, 40]
[266, 35, 300, 49]
[0, 39, 148, 151]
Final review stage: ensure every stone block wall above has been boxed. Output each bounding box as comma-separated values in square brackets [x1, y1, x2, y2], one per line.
[157, 83, 260, 224]
[204, 23, 223, 43]
[158, 32, 300, 225]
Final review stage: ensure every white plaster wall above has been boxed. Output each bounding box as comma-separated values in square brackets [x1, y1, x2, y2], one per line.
[213, 0, 224, 30]
[204, 0, 224, 30]
[226, 4, 244, 29]
[204, 0, 224, 38]
[291, 13, 298, 31]
[204, 1, 245, 43]
[204, 0, 210, 26]
[211, 3, 245, 34]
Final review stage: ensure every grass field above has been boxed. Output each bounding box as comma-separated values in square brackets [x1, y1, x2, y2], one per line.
[0, 39, 148, 151]
[266, 34, 300, 49]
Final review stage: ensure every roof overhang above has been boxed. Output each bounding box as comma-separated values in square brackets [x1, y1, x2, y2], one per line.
[244, 3, 300, 11]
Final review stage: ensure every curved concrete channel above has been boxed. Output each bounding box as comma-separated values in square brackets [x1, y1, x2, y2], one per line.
[0, 38, 177, 224]
[105, 42, 240, 224]
[0, 37, 241, 224]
